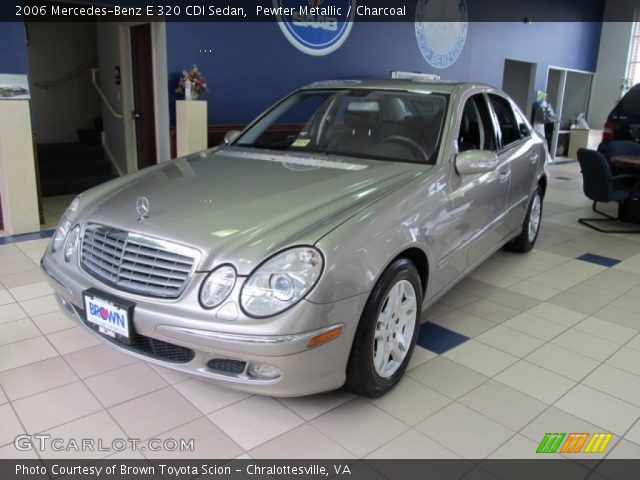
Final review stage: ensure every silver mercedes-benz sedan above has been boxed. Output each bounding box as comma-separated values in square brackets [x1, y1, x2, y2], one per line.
[41, 80, 548, 397]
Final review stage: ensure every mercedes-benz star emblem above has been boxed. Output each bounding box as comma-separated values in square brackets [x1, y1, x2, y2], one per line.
[136, 196, 150, 221]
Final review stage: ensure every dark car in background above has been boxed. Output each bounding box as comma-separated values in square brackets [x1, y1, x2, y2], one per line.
[600, 84, 640, 148]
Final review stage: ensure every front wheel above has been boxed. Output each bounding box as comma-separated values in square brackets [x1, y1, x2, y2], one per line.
[505, 186, 543, 253]
[344, 259, 422, 398]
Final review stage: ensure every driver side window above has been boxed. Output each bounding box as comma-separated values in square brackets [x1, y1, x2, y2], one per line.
[457, 95, 496, 152]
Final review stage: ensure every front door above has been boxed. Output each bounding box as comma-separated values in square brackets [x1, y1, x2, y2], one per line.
[130, 24, 157, 170]
[445, 93, 510, 270]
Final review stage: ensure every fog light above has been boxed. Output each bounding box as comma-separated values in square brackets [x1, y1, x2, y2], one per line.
[247, 363, 281, 380]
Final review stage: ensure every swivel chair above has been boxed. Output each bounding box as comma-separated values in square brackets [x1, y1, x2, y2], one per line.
[577, 148, 640, 233]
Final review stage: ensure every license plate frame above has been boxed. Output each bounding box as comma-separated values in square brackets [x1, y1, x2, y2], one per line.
[83, 288, 136, 346]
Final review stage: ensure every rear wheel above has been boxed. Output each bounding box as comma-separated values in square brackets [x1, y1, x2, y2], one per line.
[345, 259, 422, 398]
[506, 186, 543, 253]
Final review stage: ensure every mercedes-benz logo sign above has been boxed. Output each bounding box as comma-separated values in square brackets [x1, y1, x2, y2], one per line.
[136, 196, 150, 221]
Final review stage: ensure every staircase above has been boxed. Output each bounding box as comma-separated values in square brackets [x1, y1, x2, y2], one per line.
[37, 118, 117, 197]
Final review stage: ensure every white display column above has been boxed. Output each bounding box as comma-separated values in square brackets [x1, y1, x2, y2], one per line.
[0, 100, 39, 234]
[176, 100, 207, 157]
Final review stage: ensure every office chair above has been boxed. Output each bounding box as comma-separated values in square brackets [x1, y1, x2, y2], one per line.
[577, 148, 640, 233]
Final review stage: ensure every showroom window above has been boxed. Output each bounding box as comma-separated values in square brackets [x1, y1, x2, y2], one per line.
[628, 9, 640, 86]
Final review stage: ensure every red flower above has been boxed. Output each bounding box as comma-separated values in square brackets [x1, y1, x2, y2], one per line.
[175, 64, 208, 94]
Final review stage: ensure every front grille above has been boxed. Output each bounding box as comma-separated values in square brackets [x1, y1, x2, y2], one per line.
[123, 335, 195, 363]
[102, 331, 195, 363]
[74, 305, 195, 363]
[80, 224, 199, 298]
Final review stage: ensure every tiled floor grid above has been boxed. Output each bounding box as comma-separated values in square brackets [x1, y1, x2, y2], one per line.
[1, 161, 640, 460]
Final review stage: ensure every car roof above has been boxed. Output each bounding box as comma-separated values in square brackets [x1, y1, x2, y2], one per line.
[301, 79, 494, 95]
[618, 83, 640, 112]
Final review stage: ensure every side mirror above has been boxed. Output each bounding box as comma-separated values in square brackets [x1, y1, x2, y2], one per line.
[455, 150, 499, 175]
[223, 130, 241, 145]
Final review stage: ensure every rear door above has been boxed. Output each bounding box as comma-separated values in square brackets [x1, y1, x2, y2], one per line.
[487, 94, 541, 235]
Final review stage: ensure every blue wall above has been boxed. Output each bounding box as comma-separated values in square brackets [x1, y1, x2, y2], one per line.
[0, 23, 29, 74]
[166, 19, 601, 124]
[0, 11, 603, 128]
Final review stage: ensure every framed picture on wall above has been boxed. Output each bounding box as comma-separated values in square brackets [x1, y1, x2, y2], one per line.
[0, 73, 30, 100]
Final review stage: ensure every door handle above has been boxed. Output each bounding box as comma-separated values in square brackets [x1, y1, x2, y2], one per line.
[499, 168, 511, 183]
[132, 110, 141, 119]
[529, 152, 539, 164]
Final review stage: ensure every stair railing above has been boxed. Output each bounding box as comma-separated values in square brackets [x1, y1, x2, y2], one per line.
[91, 68, 124, 119]
[33, 56, 98, 89]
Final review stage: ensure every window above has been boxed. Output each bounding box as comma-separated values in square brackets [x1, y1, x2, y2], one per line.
[457, 95, 496, 152]
[512, 104, 531, 138]
[628, 9, 640, 87]
[488, 94, 521, 148]
[235, 89, 449, 164]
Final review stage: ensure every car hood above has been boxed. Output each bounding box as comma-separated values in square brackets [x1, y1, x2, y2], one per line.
[80, 147, 427, 273]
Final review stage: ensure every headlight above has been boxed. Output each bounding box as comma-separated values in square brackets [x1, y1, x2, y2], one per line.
[52, 196, 81, 252]
[63, 225, 80, 262]
[240, 247, 323, 318]
[199, 265, 237, 309]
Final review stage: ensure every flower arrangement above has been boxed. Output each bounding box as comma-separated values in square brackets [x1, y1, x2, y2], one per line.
[175, 64, 208, 100]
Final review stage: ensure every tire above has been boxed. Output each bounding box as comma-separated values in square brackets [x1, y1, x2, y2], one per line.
[505, 185, 543, 253]
[344, 259, 423, 398]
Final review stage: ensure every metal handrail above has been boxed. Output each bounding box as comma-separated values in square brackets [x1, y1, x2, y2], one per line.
[91, 68, 123, 119]
[33, 56, 97, 89]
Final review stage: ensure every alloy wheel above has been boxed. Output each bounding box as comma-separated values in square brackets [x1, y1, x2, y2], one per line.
[372, 279, 417, 378]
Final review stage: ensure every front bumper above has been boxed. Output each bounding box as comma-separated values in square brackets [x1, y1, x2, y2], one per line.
[41, 250, 367, 397]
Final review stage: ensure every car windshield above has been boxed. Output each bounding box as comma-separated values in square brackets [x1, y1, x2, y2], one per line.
[234, 88, 448, 164]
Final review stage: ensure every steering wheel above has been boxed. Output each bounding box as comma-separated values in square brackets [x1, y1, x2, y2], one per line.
[377, 135, 429, 162]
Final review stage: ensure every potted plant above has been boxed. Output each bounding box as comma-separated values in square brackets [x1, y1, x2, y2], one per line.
[175, 65, 208, 101]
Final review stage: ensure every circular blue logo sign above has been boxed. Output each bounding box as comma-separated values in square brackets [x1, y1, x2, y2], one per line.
[275, 0, 356, 56]
[415, 0, 468, 69]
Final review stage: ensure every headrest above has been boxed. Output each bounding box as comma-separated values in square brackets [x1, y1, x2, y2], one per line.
[344, 101, 380, 129]
[347, 101, 380, 113]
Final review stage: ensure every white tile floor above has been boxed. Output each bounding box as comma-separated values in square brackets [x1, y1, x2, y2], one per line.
[0, 161, 639, 460]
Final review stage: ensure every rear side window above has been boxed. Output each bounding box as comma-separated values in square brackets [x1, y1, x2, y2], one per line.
[512, 105, 531, 138]
[488, 94, 521, 148]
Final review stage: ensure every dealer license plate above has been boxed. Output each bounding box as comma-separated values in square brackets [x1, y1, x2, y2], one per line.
[83, 289, 134, 345]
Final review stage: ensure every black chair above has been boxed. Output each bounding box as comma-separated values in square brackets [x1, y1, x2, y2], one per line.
[577, 148, 640, 233]
[602, 140, 640, 174]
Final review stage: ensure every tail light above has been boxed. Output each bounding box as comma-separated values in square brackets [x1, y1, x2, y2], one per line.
[602, 121, 614, 141]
